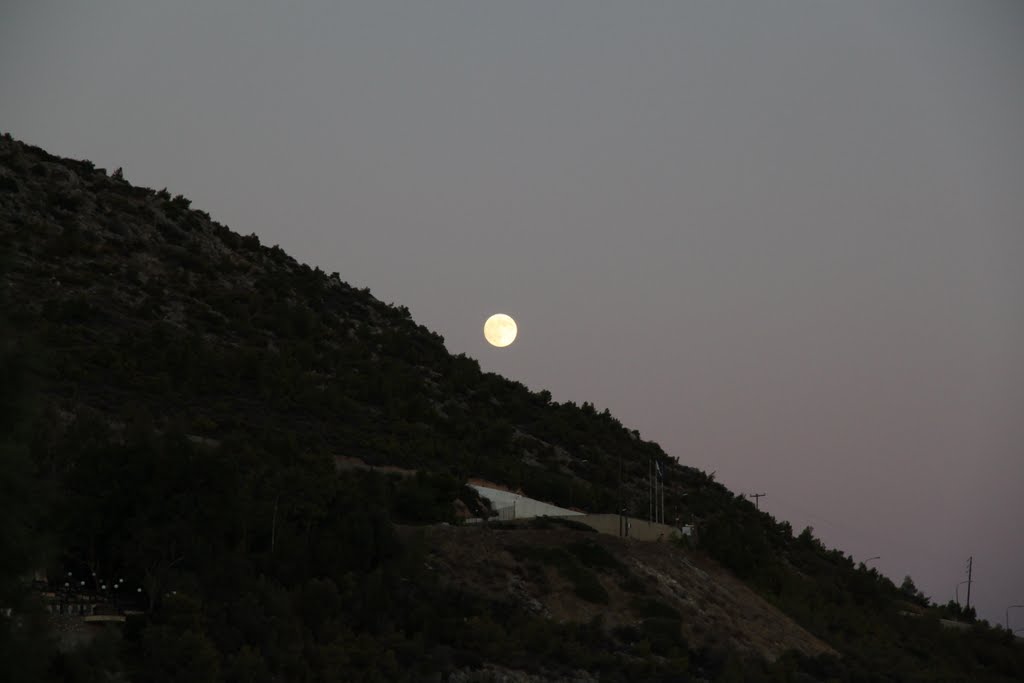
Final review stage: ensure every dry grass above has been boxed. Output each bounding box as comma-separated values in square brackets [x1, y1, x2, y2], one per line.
[403, 524, 834, 662]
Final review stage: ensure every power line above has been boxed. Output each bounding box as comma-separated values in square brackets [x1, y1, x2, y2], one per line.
[748, 492, 766, 510]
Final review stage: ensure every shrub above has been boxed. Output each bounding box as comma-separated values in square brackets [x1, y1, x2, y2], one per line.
[640, 617, 685, 656]
[632, 598, 681, 621]
[566, 541, 623, 571]
[563, 564, 608, 604]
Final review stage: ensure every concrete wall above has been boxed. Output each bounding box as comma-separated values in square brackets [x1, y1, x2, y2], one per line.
[469, 485, 694, 543]
[570, 514, 685, 541]
[471, 485, 584, 520]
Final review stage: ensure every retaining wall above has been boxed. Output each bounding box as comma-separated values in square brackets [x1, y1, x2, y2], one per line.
[471, 485, 584, 520]
[571, 514, 686, 541]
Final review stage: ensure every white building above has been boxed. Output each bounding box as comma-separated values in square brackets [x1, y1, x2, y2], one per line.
[470, 485, 585, 521]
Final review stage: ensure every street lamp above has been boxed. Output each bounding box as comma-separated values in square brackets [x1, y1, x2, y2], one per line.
[1007, 604, 1024, 631]
[864, 556, 880, 564]
[955, 580, 970, 606]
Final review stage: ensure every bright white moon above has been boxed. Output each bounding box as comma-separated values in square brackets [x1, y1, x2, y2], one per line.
[483, 313, 518, 347]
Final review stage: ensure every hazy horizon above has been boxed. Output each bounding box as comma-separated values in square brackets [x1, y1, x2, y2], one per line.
[3, 0, 1022, 627]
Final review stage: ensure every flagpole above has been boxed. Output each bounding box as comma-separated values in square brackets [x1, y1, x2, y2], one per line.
[654, 460, 665, 524]
[660, 471, 665, 524]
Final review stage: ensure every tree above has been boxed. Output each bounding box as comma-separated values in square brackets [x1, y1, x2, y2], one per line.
[899, 575, 929, 605]
[139, 626, 220, 683]
[0, 318, 56, 681]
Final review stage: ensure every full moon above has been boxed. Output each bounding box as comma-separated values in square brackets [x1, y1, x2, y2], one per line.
[483, 313, 518, 347]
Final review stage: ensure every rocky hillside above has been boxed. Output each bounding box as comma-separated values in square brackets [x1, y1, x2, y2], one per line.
[411, 523, 832, 662]
[2, 133, 1023, 682]
[0, 132, 698, 518]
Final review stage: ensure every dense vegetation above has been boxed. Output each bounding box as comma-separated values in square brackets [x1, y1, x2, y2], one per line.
[693, 483, 1022, 680]
[2, 133, 1022, 680]
[0, 356, 806, 682]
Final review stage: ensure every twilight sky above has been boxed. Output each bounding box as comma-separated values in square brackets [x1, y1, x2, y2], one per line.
[3, 1, 1022, 627]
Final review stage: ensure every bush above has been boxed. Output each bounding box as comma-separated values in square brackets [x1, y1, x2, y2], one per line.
[617, 574, 647, 594]
[563, 564, 608, 604]
[566, 541, 623, 571]
[632, 598, 681, 620]
[641, 617, 685, 656]
[140, 626, 220, 683]
[509, 546, 608, 604]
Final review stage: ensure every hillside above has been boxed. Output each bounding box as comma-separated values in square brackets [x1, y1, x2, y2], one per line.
[410, 524, 832, 661]
[0, 133, 696, 516]
[2, 133, 1022, 682]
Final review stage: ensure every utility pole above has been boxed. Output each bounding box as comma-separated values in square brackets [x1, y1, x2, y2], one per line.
[966, 556, 973, 612]
[749, 493, 766, 511]
[618, 454, 624, 537]
[653, 460, 665, 524]
[661, 472, 666, 524]
[649, 458, 653, 524]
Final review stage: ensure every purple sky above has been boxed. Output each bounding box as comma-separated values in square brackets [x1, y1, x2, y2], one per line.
[3, 1, 1022, 627]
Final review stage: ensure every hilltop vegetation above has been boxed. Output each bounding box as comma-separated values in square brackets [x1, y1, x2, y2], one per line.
[0, 134, 690, 515]
[2, 133, 1022, 681]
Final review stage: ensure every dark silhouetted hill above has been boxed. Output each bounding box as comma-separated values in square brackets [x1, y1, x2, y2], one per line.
[2, 133, 1021, 682]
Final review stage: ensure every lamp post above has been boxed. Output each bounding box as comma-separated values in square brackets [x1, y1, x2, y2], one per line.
[955, 580, 970, 606]
[864, 556, 880, 564]
[1007, 604, 1024, 631]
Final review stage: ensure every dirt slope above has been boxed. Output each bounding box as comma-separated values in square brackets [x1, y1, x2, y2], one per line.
[407, 523, 833, 663]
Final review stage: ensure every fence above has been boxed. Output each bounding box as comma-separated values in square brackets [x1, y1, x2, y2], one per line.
[493, 503, 517, 521]
[470, 485, 585, 521]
